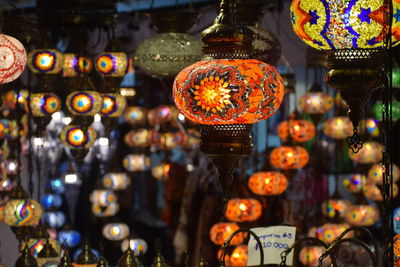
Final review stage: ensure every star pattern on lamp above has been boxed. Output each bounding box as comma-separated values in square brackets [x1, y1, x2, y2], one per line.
[359, 7, 371, 23]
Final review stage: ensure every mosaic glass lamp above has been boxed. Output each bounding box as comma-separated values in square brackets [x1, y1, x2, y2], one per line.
[209, 222, 244, 245]
[323, 116, 353, 140]
[270, 145, 309, 170]
[248, 171, 288, 196]
[225, 198, 262, 222]
[121, 239, 148, 255]
[173, 0, 284, 191]
[290, 0, 400, 151]
[0, 34, 27, 84]
[63, 54, 92, 78]
[102, 173, 130, 190]
[299, 83, 333, 124]
[102, 223, 130, 241]
[27, 49, 63, 74]
[60, 125, 97, 163]
[277, 111, 316, 143]
[36, 239, 60, 267]
[30, 93, 62, 134]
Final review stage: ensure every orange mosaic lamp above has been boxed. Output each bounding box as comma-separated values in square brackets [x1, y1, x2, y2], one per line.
[277, 111, 316, 143]
[172, 0, 284, 191]
[248, 171, 288, 196]
[270, 145, 309, 170]
[225, 198, 262, 222]
[209, 222, 245, 246]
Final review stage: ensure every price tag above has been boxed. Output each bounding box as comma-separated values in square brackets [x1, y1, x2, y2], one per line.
[247, 225, 296, 266]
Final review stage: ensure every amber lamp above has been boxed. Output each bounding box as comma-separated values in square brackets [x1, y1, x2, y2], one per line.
[225, 198, 262, 222]
[173, 0, 284, 191]
[277, 111, 316, 143]
[228, 245, 248, 267]
[209, 222, 244, 246]
[270, 145, 309, 170]
[248, 171, 288, 196]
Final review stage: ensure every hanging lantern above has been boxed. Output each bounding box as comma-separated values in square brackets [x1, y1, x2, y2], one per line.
[135, 11, 203, 78]
[147, 105, 176, 126]
[248, 171, 288, 196]
[0, 119, 13, 139]
[225, 198, 262, 222]
[363, 183, 399, 202]
[343, 174, 366, 194]
[123, 154, 151, 172]
[100, 93, 126, 117]
[121, 239, 148, 255]
[360, 119, 380, 138]
[348, 141, 383, 164]
[290, 0, 400, 149]
[151, 163, 171, 181]
[228, 245, 248, 267]
[372, 99, 400, 121]
[316, 223, 352, 244]
[60, 125, 97, 149]
[160, 132, 186, 150]
[183, 128, 201, 149]
[40, 194, 63, 210]
[321, 199, 349, 220]
[66, 91, 102, 117]
[345, 205, 379, 226]
[102, 223, 130, 241]
[22, 238, 60, 258]
[62, 54, 92, 77]
[209, 222, 245, 246]
[299, 89, 333, 116]
[27, 49, 63, 74]
[323, 116, 353, 140]
[36, 239, 60, 267]
[277, 118, 316, 143]
[30, 93, 62, 117]
[90, 190, 117, 206]
[172, 0, 284, 191]
[57, 230, 81, 248]
[270, 145, 309, 170]
[123, 107, 147, 126]
[95, 52, 128, 77]
[0, 34, 27, 84]
[42, 211, 66, 229]
[299, 246, 327, 267]
[102, 173, 130, 190]
[92, 203, 119, 218]
[124, 129, 150, 148]
[368, 163, 400, 185]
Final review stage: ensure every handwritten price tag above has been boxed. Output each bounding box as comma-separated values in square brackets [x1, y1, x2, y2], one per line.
[247, 225, 296, 266]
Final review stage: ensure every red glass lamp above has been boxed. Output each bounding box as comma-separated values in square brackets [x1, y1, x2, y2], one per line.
[173, 0, 284, 190]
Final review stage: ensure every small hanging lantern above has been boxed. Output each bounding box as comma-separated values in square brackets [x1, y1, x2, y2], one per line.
[102, 223, 130, 241]
[60, 125, 97, 163]
[100, 93, 126, 117]
[102, 173, 130, 190]
[27, 49, 63, 74]
[90, 190, 117, 206]
[123, 107, 147, 126]
[248, 171, 288, 196]
[363, 183, 398, 202]
[63, 54, 93, 78]
[151, 163, 172, 181]
[323, 116, 353, 140]
[368, 163, 400, 185]
[299, 246, 326, 267]
[344, 204, 379, 227]
[121, 239, 148, 255]
[348, 141, 383, 164]
[270, 145, 309, 170]
[42, 211, 66, 229]
[228, 245, 248, 267]
[277, 114, 316, 143]
[343, 174, 367, 194]
[0, 34, 27, 84]
[123, 154, 151, 172]
[92, 203, 119, 218]
[41, 194, 63, 210]
[224, 198, 262, 222]
[95, 47, 128, 78]
[316, 223, 352, 244]
[321, 199, 349, 221]
[299, 83, 333, 124]
[209, 222, 244, 246]
[124, 129, 150, 148]
[29, 93, 62, 133]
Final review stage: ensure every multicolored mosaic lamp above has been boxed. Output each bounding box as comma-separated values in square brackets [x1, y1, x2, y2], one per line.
[63, 54, 92, 78]
[247, 171, 288, 196]
[0, 34, 27, 84]
[290, 0, 400, 151]
[209, 222, 244, 245]
[173, 0, 284, 191]
[30, 93, 62, 134]
[60, 125, 97, 163]
[299, 83, 333, 124]
[100, 93, 127, 134]
[27, 49, 63, 74]
[270, 145, 309, 170]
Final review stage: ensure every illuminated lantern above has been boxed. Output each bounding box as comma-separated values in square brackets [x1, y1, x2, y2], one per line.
[316, 223, 352, 244]
[66, 91, 102, 117]
[321, 199, 350, 220]
[28, 49, 63, 74]
[151, 163, 171, 181]
[123, 107, 147, 126]
[40, 194, 63, 210]
[92, 203, 119, 218]
[102, 173, 130, 190]
[123, 154, 151, 172]
[102, 223, 130, 241]
[22, 238, 60, 258]
[3, 184, 42, 227]
[323, 116, 353, 140]
[367, 163, 400, 185]
[394, 207, 400, 234]
[248, 171, 288, 196]
[299, 246, 327, 267]
[360, 119, 380, 138]
[270, 146, 309, 170]
[90, 190, 117, 206]
[229, 245, 248, 267]
[209, 222, 245, 246]
[58, 230, 81, 248]
[60, 125, 97, 150]
[348, 141, 383, 164]
[363, 183, 398, 202]
[277, 119, 316, 143]
[42, 211, 66, 229]
[345, 205, 379, 226]
[95, 52, 128, 77]
[100, 93, 127, 117]
[343, 174, 366, 193]
[36, 239, 60, 267]
[124, 129, 150, 148]
[299, 88, 333, 115]
[0, 34, 27, 84]
[225, 198, 262, 222]
[147, 105, 175, 126]
[134, 11, 203, 78]
[30, 93, 62, 117]
[121, 239, 148, 255]
[372, 99, 400, 121]
[62, 54, 92, 77]
[160, 132, 186, 150]
[3, 89, 30, 113]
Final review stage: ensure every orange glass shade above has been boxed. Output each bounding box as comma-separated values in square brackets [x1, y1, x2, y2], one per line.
[316, 223, 352, 244]
[363, 183, 398, 202]
[323, 116, 353, 139]
[348, 141, 383, 164]
[248, 171, 288, 196]
[278, 119, 316, 143]
[173, 59, 284, 124]
[368, 163, 400, 185]
[299, 92, 333, 114]
[209, 222, 245, 245]
[270, 146, 309, 170]
[228, 245, 248, 267]
[345, 205, 379, 226]
[321, 199, 349, 219]
[225, 198, 262, 222]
